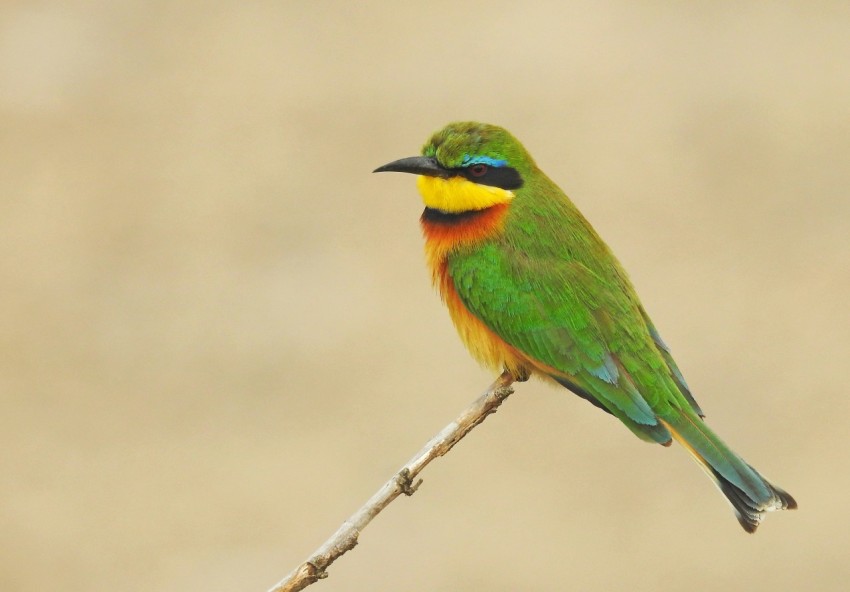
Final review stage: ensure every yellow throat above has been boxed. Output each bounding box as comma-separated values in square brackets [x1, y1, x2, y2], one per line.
[416, 175, 515, 213]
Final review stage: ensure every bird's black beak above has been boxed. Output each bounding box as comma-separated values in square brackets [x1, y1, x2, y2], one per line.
[373, 156, 451, 178]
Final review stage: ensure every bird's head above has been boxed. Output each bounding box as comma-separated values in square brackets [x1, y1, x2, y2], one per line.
[374, 122, 536, 214]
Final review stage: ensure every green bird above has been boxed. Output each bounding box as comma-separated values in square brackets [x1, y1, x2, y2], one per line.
[374, 121, 796, 532]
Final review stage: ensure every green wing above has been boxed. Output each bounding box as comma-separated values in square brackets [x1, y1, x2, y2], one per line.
[448, 241, 692, 444]
[639, 305, 704, 417]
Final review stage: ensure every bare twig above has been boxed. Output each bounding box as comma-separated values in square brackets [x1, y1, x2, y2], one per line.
[268, 371, 516, 592]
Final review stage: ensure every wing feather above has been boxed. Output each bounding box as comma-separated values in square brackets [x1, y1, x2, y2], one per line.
[448, 241, 691, 444]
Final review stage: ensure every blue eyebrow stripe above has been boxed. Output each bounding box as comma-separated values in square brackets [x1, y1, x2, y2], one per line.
[461, 155, 507, 167]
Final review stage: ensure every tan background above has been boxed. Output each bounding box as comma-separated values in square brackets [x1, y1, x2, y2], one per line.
[2, 2, 849, 591]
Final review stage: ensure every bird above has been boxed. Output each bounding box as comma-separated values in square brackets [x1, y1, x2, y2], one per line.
[374, 121, 796, 532]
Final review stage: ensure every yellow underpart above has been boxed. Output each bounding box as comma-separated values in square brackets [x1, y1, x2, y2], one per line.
[416, 175, 514, 213]
[436, 262, 529, 378]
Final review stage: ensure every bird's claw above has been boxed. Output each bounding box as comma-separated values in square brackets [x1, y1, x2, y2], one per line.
[509, 367, 531, 382]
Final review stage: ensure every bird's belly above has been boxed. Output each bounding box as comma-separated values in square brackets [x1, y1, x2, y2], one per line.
[419, 203, 529, 377]
[436, 261, 529, 376]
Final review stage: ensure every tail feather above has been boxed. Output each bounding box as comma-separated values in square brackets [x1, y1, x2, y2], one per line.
[710, 464, 797, 532]
[660, 409, 796, 532]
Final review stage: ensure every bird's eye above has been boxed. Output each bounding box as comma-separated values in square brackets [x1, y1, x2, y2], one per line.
[468, 164, 488, 177]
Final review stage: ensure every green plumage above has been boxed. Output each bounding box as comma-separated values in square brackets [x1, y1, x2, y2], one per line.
[377, 121, 796, 532]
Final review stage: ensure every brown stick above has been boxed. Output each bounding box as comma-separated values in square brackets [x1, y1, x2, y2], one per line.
[268, 371, 516, 592]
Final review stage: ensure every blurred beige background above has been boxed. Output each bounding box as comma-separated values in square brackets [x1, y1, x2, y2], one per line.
[2, 2, 848, 591]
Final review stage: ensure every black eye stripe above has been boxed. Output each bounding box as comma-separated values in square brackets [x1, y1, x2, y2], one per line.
[454, 165, 524, 190]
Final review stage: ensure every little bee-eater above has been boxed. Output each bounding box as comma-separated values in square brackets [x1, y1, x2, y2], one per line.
[375, 121, 796, 532]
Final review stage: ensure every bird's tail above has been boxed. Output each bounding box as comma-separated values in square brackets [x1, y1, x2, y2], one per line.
[660, 408, 796, 532]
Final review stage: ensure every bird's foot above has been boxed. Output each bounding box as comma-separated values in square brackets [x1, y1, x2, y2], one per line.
[507, 367, 531, 382]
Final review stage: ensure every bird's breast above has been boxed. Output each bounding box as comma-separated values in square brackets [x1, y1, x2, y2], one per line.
[419, 203, 510, 280]
[419, 204, 528, 375]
